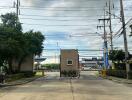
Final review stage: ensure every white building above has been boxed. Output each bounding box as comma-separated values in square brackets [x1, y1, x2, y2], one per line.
[81, 58, 103, 68]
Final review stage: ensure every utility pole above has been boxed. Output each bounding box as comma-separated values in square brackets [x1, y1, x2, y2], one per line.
[15, 0, 20, 27]
[120, 0, 130, 79]
[109, 0, 113, 51]
[16, 0, 19, 18]
[98, 9, 109, 69]
[16, 0, 20, 17]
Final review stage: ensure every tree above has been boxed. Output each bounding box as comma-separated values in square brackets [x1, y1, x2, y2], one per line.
[109, 50, 125, 62]
[1, 13, 22, 32]
[0, 13, 45, 74]
[0, 26, 24, 73]
[17, 30, 45, 72]
[109, 50, 132, 70]
[24, 30, 45, 55]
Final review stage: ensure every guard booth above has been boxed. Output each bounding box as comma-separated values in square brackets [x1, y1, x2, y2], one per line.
[60, 49, 79, 77]
[34, 57, 46, 76]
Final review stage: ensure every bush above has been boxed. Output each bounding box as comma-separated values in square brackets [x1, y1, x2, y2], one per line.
[5, 73, 25, 82]
[41, 64, 60, 70]
[128, 71, 132, 79]
[61, 70, 78, 77]
[61, 70, 67, 77]
[21, 71, 36, 77]
[5, 71, 36, 82]
[106, 70, 127, 78]
[130, 63, 132, 70]
[113, 63, 126, 70]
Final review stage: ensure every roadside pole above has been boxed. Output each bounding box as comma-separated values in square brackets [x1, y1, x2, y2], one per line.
[120, 0, 130, 79]
[98, 9, 109, 70]
[109, 0, 113, 51]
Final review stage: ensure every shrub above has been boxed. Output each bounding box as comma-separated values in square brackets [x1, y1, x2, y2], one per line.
[130, 63, 132, 70]
[113, 63, 126, 70]
[5, 71, 36, 82]
[5, 73, 25, 82]
[21, 71, 36, 77]
[61, 70, 67, 77]
[61, 70, 78, 77]
[106, 70, 127, 78]
[41, 64, 60, 70]
[128, 71, 132, 79]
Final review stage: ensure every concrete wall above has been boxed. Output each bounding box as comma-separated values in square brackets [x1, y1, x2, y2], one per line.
[60, 49, 79, 71]
[12, 55, 34, 72]
[20, 55, 34, 72]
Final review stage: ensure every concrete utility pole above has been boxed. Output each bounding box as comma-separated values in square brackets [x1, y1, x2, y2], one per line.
[109, 0, 113, 51]
[120, 0, 130, 79]
[98, 9, 109, 69]
[16, 0, 19, 17]
[16, 0, 20, 17]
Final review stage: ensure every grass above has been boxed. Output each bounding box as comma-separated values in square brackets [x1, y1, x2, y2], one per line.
[5, 73, 25, 82]
[35, 72, 44, 76]
[5, 72, 43, 83]
[95, 71, 100, 77]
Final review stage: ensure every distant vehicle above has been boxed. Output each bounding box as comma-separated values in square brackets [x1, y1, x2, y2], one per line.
[82, 67, 92, 70]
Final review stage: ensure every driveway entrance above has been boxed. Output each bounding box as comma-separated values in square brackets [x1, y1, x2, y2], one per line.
[0, 71, 132, 100]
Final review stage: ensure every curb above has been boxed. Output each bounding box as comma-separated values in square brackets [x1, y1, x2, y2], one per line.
[0, 76, 42, 87]
[102, 76, 132, 84]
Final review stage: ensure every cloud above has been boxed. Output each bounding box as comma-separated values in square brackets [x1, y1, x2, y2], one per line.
[43, 0, 75, 16]
[41, 58, 59, 64]
[2, 0, 132, 63]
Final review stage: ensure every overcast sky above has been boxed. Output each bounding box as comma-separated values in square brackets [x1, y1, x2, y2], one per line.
[0, 0, 132, 63]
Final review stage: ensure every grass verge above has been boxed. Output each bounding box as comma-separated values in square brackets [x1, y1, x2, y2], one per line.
[5, 72, 43, 83]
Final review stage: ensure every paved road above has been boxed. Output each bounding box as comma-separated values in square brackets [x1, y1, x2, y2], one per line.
[0, 71, 132, 100]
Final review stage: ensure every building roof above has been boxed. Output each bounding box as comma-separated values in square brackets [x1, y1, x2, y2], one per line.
[34, 58, 46, 62]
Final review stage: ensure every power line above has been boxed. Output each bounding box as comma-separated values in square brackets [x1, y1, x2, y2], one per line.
[20, 14, 104, 17]
[21, 22, 120, 27]
[112, 18, 132, 39]
[43, 49, 104, 51]
[19, 13, 132, 18]
[20, 17, 100, 21]
[20, 7, 111, 10]
[20, 5, 98, 8]
[21, 23, 102, 26]
[19, 7, 132, 11]
[19, 17, 122, 21]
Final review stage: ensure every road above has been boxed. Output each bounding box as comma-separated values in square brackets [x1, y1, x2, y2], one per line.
[0, 71, 132, 100]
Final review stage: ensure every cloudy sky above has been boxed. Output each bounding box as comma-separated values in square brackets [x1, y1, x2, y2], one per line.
[0, 0, 132, 63]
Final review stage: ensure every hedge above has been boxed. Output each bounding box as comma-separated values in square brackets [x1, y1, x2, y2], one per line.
[106, 70, 132, 79]
[20, 71, 36, 77]
[128, 71, 132, 79]
[5, 72, 36, 82]
[61, 70, 79, 77]
[106, 70, 127, 78]
[41, 64, 60, 70]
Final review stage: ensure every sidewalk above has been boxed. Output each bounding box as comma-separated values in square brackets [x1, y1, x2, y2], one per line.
[0, 76, 42, 87]
[106, 76, 132, 84]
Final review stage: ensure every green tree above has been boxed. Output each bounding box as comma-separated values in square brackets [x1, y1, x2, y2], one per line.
[109, 50, 125, 62]
[0, 26, 24, 73]
[109, 50, 132, 62]
[24, 30, 45, 56]
[1, 13, 22, 32]
[0, 13, 45, 74]
[17, 30, 45, 72]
